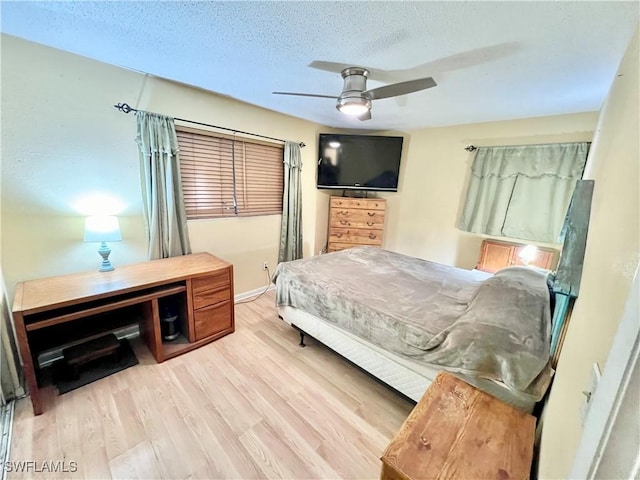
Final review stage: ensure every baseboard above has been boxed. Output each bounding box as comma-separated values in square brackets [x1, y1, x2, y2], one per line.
[234, 285, 275, 303]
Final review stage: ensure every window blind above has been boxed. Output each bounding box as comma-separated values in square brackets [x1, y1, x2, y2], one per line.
[177, 127, 284, 219]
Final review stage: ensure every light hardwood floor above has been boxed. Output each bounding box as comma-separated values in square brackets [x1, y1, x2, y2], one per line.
[9, 292, 414, 479]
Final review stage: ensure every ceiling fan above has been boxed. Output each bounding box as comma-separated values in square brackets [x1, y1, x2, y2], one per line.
[273, 63, 437, 121]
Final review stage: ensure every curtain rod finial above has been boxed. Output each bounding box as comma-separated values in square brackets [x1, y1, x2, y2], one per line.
[299, 142, 306, 148]
[465, 145, 477, 152]
[114, 102, 135, 114]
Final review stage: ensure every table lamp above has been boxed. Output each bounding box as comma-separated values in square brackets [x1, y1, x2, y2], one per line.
[83, 215, 122, 272]
[519, 245, 539, 265]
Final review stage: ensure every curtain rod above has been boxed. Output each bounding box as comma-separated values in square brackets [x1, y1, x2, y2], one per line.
[465, 141, 591, 152]
[113, 102, 306, 148]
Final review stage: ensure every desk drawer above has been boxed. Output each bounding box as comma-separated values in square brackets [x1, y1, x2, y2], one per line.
[193, 286, 230, 311]
[192, 270, 230, 309]
[193, 270, 230, 292]
[194, 301, 233, 340]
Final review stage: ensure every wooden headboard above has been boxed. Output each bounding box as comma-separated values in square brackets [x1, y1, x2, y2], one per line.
[476, 239, 558, 273]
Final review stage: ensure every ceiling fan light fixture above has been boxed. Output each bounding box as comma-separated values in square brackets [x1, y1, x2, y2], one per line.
[336, 95, 371, 116]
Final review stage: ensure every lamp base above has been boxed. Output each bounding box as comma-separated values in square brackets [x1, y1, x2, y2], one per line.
[97, 241, 114, 272]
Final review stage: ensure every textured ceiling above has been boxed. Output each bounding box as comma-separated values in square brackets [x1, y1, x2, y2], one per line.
[1, 1, 638, 130]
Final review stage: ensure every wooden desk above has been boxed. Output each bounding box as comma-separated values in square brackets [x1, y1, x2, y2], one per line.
[381, 372, 535, 480]
[13, 253, 234, 415]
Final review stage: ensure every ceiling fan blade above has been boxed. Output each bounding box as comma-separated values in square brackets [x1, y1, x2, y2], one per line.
[363, 43, 521, 84]
[310, 60, 389, 81]
[308, 61, 355, 73]
[357, 110, 372, 121]
[272, 91, 338, 99]
[406, 42, 521, 77]
[365, 77, 437, 100]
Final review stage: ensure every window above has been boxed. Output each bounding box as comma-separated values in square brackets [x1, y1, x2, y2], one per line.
[177, 126, 284, 219]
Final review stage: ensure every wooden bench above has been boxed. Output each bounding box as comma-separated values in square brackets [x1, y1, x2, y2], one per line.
[63, 333, 120, 379]
[381, 371, 536, 480]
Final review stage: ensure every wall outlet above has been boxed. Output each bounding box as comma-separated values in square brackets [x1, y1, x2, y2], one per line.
[262, 261, 269, 271]
[581, 362, 602, 424]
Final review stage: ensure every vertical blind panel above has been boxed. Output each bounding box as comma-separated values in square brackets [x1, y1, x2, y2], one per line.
[177, 127, 284, 219]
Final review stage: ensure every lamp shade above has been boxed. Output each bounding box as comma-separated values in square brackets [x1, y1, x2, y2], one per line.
[83, 216, 122, 242]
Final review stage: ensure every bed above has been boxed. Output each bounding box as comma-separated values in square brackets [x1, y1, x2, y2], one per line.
[272, 246, 555, 412]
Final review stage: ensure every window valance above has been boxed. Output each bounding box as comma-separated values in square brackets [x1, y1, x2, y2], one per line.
[470, 143, 589, 179]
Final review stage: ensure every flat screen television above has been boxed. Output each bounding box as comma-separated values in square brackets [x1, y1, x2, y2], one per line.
[317, 134, 403, 192]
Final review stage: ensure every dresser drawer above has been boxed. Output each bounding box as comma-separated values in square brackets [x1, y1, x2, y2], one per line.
[330, 208, 385, 229]
[330, 197, 386, 210]
[328, 243, 377, 253]
[192, 270, 230, 309]
[328, 227, 383, 245]
[194, 301, 233, 340]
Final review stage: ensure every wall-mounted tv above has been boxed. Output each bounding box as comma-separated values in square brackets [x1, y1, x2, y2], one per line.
[317, 134, 403, 192]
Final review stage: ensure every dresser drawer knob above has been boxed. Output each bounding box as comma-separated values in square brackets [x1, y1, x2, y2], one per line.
[336, 233, 343, 238]
[367, 221, 374, 226]
[340, 210, 348, 215]
[369, 233, 377, 239]
[367, 212, 375, 217]
[340, 220, 348, 225]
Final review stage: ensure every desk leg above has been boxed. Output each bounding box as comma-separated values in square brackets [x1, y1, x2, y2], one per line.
[140, 299, 163, 362]
[13, 312, 43, 415]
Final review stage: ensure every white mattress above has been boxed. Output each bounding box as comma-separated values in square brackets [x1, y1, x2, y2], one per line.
[279, 306, 538, 412]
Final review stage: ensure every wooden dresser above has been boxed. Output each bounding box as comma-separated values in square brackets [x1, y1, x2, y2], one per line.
[327, 196, 386, 252]
[13, 253, 234, 415]
[381, 372, 536, 480]
[476, 239, 558, 273]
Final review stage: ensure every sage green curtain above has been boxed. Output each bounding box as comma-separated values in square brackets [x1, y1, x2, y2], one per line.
[459, 142, 589, 243]
[278, 142, 303, 263]
[135, 111, 192, 259]
[1, 266, 23, 404]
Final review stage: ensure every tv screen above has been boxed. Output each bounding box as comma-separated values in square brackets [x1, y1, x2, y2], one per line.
[317, 134, 403, 192]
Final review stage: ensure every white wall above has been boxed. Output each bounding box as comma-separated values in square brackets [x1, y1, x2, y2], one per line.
[382, 113, 597, 268]
[539, 27, 640, 479]
[1, 35, 324, 297]
[1, 34, 149, 298]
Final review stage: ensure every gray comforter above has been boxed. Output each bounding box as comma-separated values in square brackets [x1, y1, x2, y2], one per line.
[273, 246, 553, 398]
